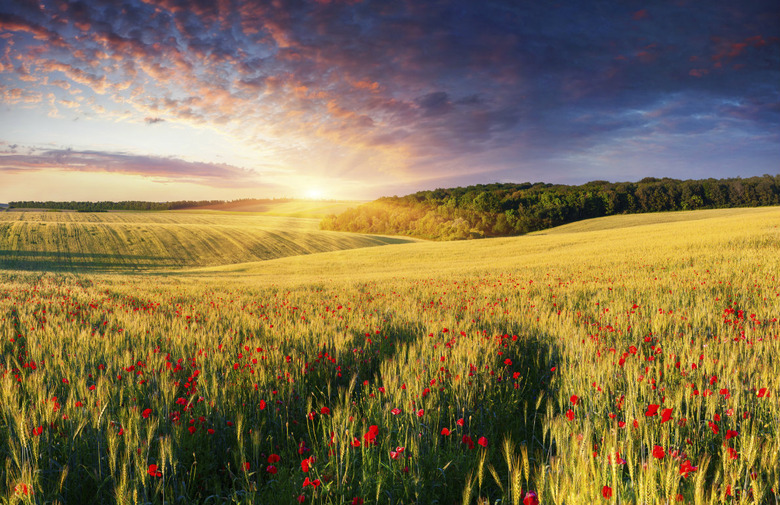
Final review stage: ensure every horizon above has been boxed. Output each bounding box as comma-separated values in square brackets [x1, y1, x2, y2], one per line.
[1, 0, 778, 202]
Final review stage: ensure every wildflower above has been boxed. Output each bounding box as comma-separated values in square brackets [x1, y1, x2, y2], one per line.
[364, 425, 379, 445]
[266, 465, 277, 474]
[320, 406, 330, 415]
[148, 464, 162, 477]
[645, 404, 659, 417]
[725, 430, 738, 440]
[391, 408, 402, 415]
[570, 394, 579, 405]
[660, 408, 673, 423]
[416, 409, 424, 417]
[565, 409, 575, 421]
[268, 454, 280, 463]
[523, 491, 539, 505]
[259, 400, 266, 410]
[352, 498, 364, 505]
[441, 427, 451, 436]
[652, 445, 665, 459]
[477, 436, 488, 448]
[142, 408, 152, 419]
[602, 485, 612, 498]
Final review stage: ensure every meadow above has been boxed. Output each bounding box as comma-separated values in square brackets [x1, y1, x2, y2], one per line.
[0, 206, 778, 504]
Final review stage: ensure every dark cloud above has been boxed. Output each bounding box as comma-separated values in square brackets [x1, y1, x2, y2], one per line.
[144, 117, 165, 124]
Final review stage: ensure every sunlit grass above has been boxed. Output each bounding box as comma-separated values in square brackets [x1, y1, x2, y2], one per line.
[0, 206, 778, 504]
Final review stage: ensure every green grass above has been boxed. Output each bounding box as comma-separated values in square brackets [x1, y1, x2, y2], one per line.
[0, 211, 415, 271]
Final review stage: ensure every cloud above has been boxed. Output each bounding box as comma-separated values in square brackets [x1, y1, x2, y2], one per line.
[0, 0, 777, 191]
[0, 148, 266, 188]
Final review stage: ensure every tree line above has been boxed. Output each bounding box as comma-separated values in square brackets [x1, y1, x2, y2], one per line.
[7, 198, 292, 212]
[320, 175, 780, 240]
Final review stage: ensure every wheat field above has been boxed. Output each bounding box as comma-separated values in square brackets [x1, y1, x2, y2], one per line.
[0, 206, 778, 504]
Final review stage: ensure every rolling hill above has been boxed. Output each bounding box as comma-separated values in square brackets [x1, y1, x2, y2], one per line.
[0, 210, 415, 271]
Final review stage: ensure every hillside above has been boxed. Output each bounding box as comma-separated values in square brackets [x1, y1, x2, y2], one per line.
[190, 205, 780, 282]
[0, 211, 414, 271]
[321, 175, 780, 240]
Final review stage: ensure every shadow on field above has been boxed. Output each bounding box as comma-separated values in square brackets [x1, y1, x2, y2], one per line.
[299, 314, 558, 453]
[0, 249, 177, 271]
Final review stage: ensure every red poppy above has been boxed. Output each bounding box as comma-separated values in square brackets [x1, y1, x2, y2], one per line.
[660, 408, 673, 423]
[266, 465, 277, 474]
[362, 425, 379, 445]
[259, 400, 266, 410]
[351, 437, 361, 447]
[148, 464, 162, 477]
[725, 429, 738, 440]
[441, 428, 451, 436]
[268, 454, 280, 463]
[142, 408, 152, 419]
[477, 436, 488, 448]
[462, 435, 474, 449]
[565, 409, 575, 421]
[504, 358, 512, 366]
[352, 498, 364, 505]
[523, 491, 539, 505]
[391, 408, 402, 415]
[708, 421, 719, 434]
[602, 485, 612, 498]
[416, 409, 424, 417]
[570, 395, 579, 405]
[320, 406, 330, 415]
[652, 445, 665, 459]
[645, 404, 659, 417]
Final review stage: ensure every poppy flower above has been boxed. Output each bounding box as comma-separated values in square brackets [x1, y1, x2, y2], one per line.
[523, 491, 539, 505]
[416, 409, 424, 417]
[645, 404, 659, 417]
[708, 421, 719, 434]
[504, 358, 512, 366]
[441, 428, 451, 436]
[320, 406, 330, 415]
[351, 437, 361, 448]
[565, 409, 575, 421]
[363, 425, 379, 445]
[352, 498, 364, 505]
[259, 400, 266, 410]
[725, 430, 738, 440]
[477, 436, 488, 448]
[142, 408, 152, 419]
[268, 454, 280, 463]
[602, 485, 612, 498]
[148, 464, 162, 477]
[462, 435, 474, 449]
[570, 395, 579, 405]
[266, 465, 277, 474]
[652, 445, 665, 459]
[391, 408, 402, 415]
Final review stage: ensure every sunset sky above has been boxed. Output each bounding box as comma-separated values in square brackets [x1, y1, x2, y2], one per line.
[1, 0, 778, 201]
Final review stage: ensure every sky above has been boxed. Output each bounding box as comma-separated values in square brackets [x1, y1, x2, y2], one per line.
[0, 0, 778, 201]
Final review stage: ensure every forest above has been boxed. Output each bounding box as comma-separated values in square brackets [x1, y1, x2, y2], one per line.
[6, 198, 292, 212]
[320, 175, 780, 240]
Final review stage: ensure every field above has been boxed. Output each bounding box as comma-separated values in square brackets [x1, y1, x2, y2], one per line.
[0, 206, 779, 504]
[0, 211, 412, 271]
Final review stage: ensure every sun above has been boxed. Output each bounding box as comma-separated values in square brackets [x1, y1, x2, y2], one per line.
[305, 188, 324, 199]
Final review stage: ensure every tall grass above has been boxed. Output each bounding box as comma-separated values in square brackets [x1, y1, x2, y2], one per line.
[0, 206, 778, 504]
